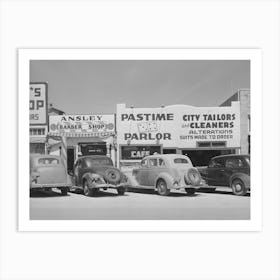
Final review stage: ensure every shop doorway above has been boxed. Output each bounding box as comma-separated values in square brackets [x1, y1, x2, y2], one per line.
[67, 148, 75, 172]
[181, 149, 233, 167]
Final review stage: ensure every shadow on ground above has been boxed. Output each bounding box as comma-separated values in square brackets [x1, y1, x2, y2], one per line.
[127, 187, 200, 197]
[30, 190, 70, 198]
[197, 188, 251, 197]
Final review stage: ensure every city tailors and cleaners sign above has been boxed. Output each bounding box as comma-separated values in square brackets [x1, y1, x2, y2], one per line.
[117, 103, 240, 148]
[49, 115, 115, 137]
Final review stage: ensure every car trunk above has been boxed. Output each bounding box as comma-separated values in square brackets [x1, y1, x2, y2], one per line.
[172, 164, 193, 183]
[36, 165, 66, 184]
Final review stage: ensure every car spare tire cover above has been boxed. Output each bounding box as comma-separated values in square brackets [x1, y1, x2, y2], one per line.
[104, 168, 121, 184]
[184, 168, 201, 186]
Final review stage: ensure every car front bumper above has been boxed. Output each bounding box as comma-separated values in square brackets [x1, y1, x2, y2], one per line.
[171, 182, 208, 190]
[88, 182, 128, 189]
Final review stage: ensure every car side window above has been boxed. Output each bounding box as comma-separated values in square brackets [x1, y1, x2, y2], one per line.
[158, 158, 166, 167]
[141, 159, 148, 168]
[209, 158, 224, 168]
[225, 158, 244, 168]
[149, 158, 158, 167]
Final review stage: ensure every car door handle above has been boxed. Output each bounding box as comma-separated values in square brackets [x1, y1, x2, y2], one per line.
[220, 169, 225, 172]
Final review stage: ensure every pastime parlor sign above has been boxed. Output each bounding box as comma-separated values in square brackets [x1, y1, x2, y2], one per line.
[116, 103, 240, 148]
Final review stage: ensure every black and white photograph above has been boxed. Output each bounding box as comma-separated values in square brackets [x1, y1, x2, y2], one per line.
[18, 48, 262, 231]
[1, 1, 280, 280]
[29, 58, 251, 221]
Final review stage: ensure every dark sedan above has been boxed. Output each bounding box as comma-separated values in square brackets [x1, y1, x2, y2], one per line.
[69, 155, 128, 196]
[198, 154, 250, 196]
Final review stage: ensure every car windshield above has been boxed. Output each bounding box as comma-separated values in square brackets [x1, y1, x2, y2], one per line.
[85, 158, 113, 167]
[174, 158, 188, 164]
[38, 158, 59, 165]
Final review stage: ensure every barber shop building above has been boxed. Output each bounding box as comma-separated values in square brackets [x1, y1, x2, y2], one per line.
[48, 114, 116, 172]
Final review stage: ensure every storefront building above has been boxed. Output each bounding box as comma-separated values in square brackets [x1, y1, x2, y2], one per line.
[48, 114, 116, 172]
[30, 83, 48, 154]
[220, 89, 250, 154]
[116, 102, 241, 167]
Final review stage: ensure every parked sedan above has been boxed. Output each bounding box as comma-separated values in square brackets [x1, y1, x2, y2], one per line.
[69, 155, 128, 196]
[30, 154, 71, 196]
[198, 154, 250, 196]
[131, 154, 207, 196]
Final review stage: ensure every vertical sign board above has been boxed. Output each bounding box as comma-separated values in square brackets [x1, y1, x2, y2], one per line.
[30, 83, 48, 125]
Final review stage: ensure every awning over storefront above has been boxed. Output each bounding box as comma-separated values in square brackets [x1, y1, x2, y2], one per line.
[48, 132, 115, 138]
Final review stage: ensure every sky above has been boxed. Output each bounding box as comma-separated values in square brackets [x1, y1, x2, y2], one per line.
[30, 60, 250, 114]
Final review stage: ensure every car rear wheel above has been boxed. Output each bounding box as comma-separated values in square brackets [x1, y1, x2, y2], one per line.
[185, 188, 196, 195]
[83, 180, 94, 197]
[156, 179, 170, 196]
[117, 187, 126, 195]
[61, 188, 68, 195]
[231, 179, 247, 196]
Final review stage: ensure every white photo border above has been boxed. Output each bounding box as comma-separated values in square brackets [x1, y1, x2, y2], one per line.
[18, 48, 262, 232]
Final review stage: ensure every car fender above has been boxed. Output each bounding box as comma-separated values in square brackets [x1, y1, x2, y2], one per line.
[229, 173, 250, 187]
[155, 172, 174, 189]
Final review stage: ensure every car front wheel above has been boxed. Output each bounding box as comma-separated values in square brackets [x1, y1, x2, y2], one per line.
[185, 188, 196, 195]
[231, 179, 247, 196]
[117, 187, 126, 195]
[156, 179, 170, 196]
[61, 188, 68, 195]
[83, 180, 94, 197]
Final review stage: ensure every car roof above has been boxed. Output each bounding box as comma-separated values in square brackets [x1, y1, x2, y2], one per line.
[143, 154, 190, 160]
[211, 154, 250, 160]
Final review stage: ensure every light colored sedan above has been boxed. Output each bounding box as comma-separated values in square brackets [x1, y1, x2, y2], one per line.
[30, 154, 71, 196]
[132, 154, 207, 196]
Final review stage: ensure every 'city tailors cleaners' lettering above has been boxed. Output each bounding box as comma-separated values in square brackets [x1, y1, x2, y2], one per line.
[121, 113, 173, 141]
[181, 113, 237, 141]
